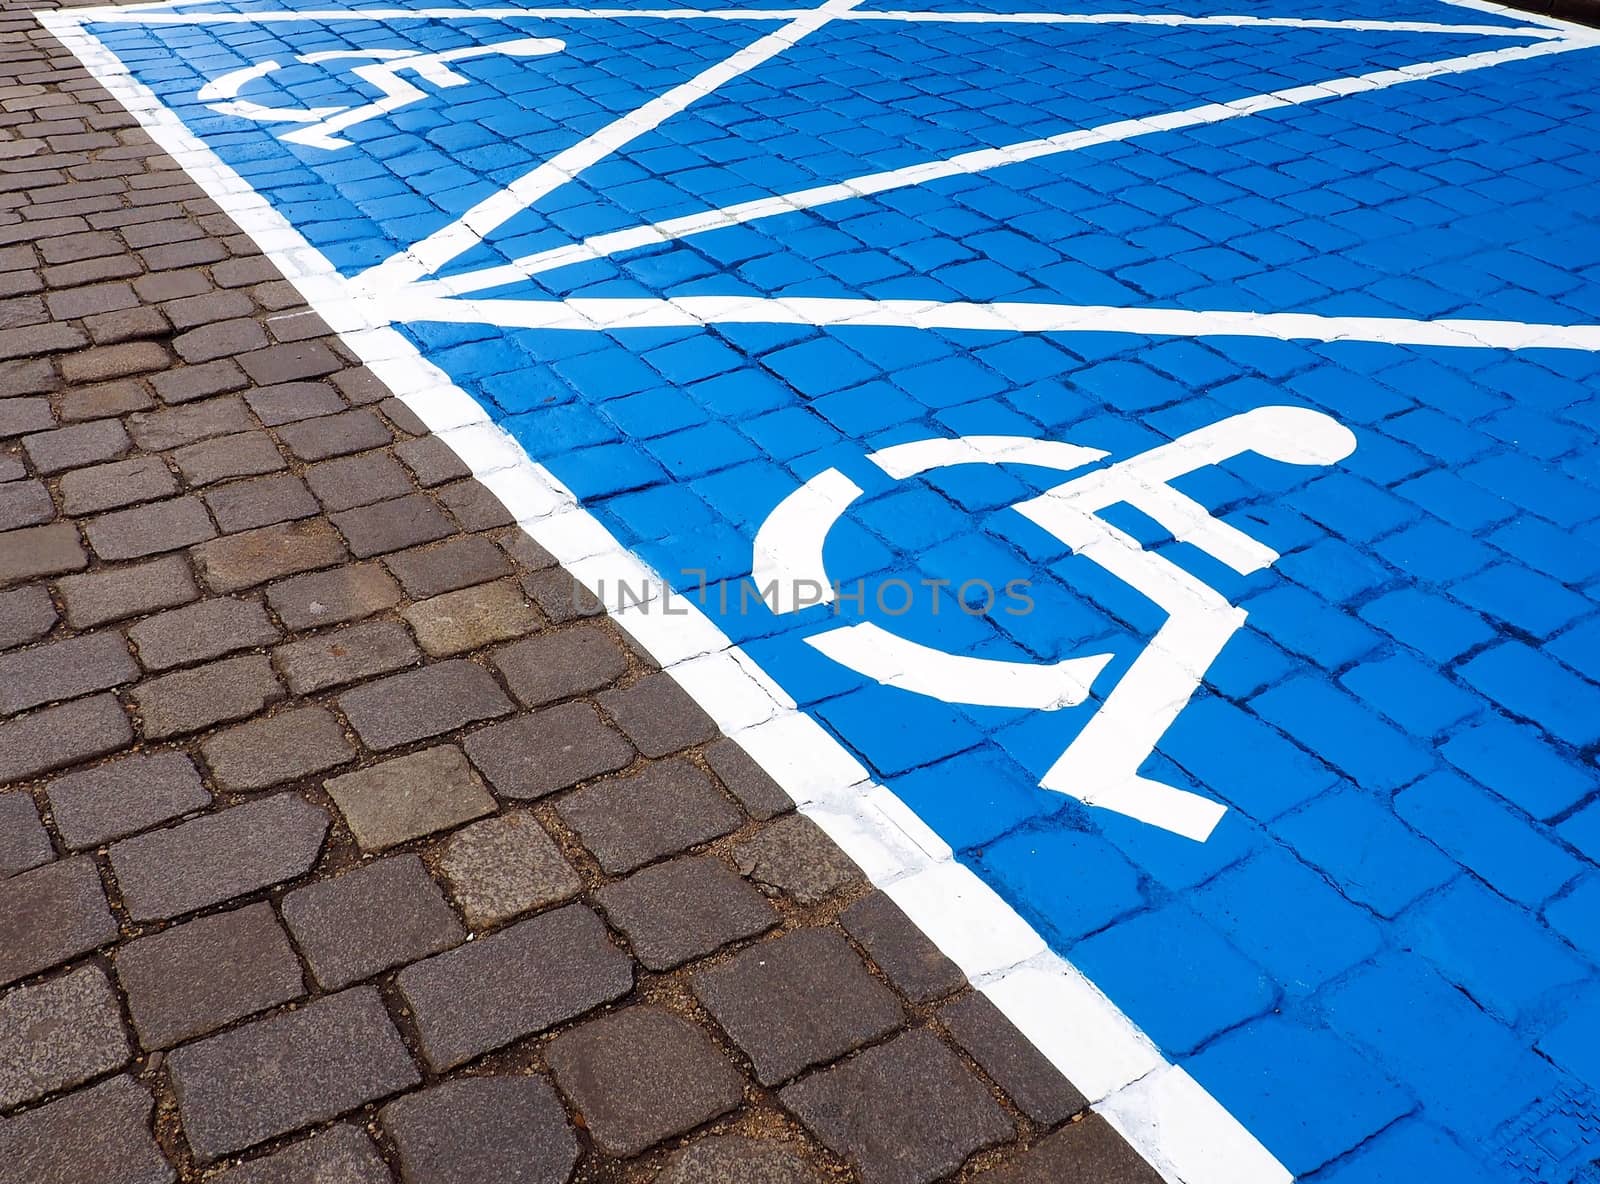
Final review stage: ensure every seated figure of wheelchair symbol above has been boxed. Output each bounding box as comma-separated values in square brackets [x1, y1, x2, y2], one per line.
[197, 37, 565, 151]
[753, 405, 1357, 843]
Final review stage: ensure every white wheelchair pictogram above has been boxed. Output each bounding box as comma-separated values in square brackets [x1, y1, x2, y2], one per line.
[197, 37, 566, 151]
[753, 406, 1357, 843]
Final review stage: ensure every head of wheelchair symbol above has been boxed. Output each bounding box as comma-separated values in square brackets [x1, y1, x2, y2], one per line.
[197, 37, 565, 151]
[754, 406, 1357, 844]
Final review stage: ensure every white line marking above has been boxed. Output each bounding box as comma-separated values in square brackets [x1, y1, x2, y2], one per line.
[353, 0, 866, 292]
[39, 13, 1300, 1180]
[750, 465, 861, 611]
[410, 37, 1583, 295]
[387, 290, 1600, 351]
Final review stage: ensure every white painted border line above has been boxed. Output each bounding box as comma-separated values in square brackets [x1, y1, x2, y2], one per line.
[41, 11, 1292, 1182]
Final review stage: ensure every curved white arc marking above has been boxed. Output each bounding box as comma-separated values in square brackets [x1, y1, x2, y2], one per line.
[197, 59, 283, 101]
[868, 434, 1107, 479]
[807, 622, 1113, 711]
[751, 468, 863, 614]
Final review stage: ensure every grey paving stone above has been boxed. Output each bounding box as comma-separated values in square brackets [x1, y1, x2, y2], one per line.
[266, 561, 400, 630]
[436, 480, 514, 532]
[463, 703, 634, 801]
[204, 472, 320, 534]
[0, 584, 56, 650]
[201, 706, 355, 791]
[596, 856, 777, 971]
[492, 622, 629, 708]
[61, 341, 169, 384]
[692, 929, 902, 1087]
[521, 568, 603, 624]
[243, 381, 346, 428]
[0, 396, 54, 439]
[127, 596, 279, 671]
[173, 318, 268, 364]
[0, 965, 131, 1108]
[0, 477, 53, 530]
[86, 496, 216, 561]
[46, 751, 210, 849]
[58, 455, 176, 517]
[282, 854, 464, 989]
[403, 581, 541, 657]
[968, 1116, 1162, 1184]
[130, 653, 284, 740]
[704, 738, 793, 822]
[939, 993, 1087, 1126]
[841, 892, 966, 1005]
[273, 619, 420, 695]
[547, 1007, 744, 1158]
[598, 673, 718, 758]
[437, 811, 581, 928]
[324, 746, 496, 852]
[338, 660, 513, 751]
[22, 418, 128, 475]
[0, 693, 132, 784]
[55, 554, 198, 628]
[192, 519, 349, 594]
[0, 792, 51, 877]
[735, 815, 865, 906]
[171, 431, 284, 487]
[396, 434, 470, 487]
[383, 535, 511, 599]
[0, 856, 117, 989]
[330, 493, 454, 558]
[0, 1075, 174, 1184]
[0, 630, 138, 714]
[397, 904, 632, 1071]
[115, 902, 304, 1049]
[109, 793, 329, 921]
[168, 986, 420, 1163]
[0, 522, 86, 589]
[127, 396, 254, 452]
[305, 451, 412, 512]
[380, 1075, 578, 1184]
[57, 381, 155, 424]
[150, 359, 248, 406]
[655, 1136, 827, 1184]
[276, 408, 391, 462]
[557, 759, 741, 876]
[212, 1126, 390, 1184]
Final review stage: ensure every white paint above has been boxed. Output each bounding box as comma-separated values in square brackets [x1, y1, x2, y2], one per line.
[1102, 1064, 1297, 1184]
[750, 466, 862, 612]
[868, 434, 1106, 479]
[884, 859, 1049, 977]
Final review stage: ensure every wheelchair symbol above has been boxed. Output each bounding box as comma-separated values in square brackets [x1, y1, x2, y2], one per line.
[753, 406, 1357, 843]
[197, 37, 565, 151]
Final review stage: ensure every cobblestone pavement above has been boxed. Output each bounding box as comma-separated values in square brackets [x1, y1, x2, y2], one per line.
[0, 13, 1171, 1183]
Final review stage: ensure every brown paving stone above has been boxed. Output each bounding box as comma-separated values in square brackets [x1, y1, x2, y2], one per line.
[437, 479, 514, 532]
[969, 1116, 1162, 1184]
[150, 359, 248, 405]
[655, 1136, 826, 1184]
[492, 622, 629, 709]
[463, 702, 634, 801]
[281, 853, 464, 989]
[55, 554, 198, 629]
[127, 595, 279, 671]
[171, 430, 284, 487]
[277, 408, 391, 463]
[0, 584, 57, 651]
[204, 472, 320, 533]
[598, 672, 718, 758]
[547, 1006, 745, 1158]
[0, 964, 130, 1109]
[115, 902, 304, 1050]
[0, 477, 53, 530]
[693, 929, 903, 1087]
[841, 891, 966, 1005]
[192, 518, 348, 593]
[522, 567, 604, 624]
[0, 396, 55, 438]
[403, 580, 540, 657]
[128, 396, 254, 452]
[168, 986, 421, 1163]
[201, 705, 355, 791]
[237, 340, 342, 387]
[0, 792, 51, 877]
[397, 904, 632, 1072]
[211, 1126, 390, 1184]
[243, 381, 345, 427]
[396, 434, 470, 487]
[380, 1075, 579, 1184]
[273, 619, 420, 695]
[0, 693, 132, 784]
[265, 561, 400, 631]
[304, 450, 412, 512]
[324, 745, 495, 852]
[59, 340, 168, 384]
[56, 380, 155, 423]
[22, 417, 129, 474]
[58, 455, 176, 516]
[338, 660, 513, 751]
[0, 857, 116, 989]
[172, 317, 267, 363]
[596, 856, 777, 972]
[331, 492, 455, 558]
[779, 1029, 1011, 1184]
[0, 521, 86, 588]
[86, 495, 216, 561]
[0, 629, 137, 714]
[704, 738, 793, 822]
[437, 811, 582, 928]
[0, 1075, 174, 1184]
[558, 758, 742, 876]
[383, 534, 511, 599]
[46, 750, 211, 849]
[735, 815, 865, 906]
[109, 793, 329, 921]
[130, 653, 284, 739]
[939, 992, 1087, 1126]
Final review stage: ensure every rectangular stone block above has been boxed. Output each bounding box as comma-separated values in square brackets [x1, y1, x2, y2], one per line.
[273, 619, 419, 696]
[192, 519, 348, 593]
[127, 596, 280, 671]
[0, 791, 52, 877]
[264, 562, 399, 631]
[47, 751, 211, 849]
[55, 554, 198, 628]
[58, 455, 177, 517]
[0, 630, 139, 715]
[324, 745, 494, 851]
[86, 496, 216, 561]
[130, 653, 284, 740]
[0, 693, 132, 784]
[0, 1075, 174, 1184]
[201, 706, 355, 792]
[0, 584, 57, 651]
[0, 856, 117, 989]
[337, 660, 512, 751]
[0, 521, 86, 589]
[0, 965, 132, 1108]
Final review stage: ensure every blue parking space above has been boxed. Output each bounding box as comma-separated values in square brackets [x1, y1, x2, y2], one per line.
[69, 0, 1600, 1179]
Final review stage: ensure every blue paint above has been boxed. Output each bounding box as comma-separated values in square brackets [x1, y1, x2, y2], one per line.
[88, 3, 1600, 1179]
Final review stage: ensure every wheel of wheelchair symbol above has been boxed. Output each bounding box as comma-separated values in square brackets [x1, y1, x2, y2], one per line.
[752, 406, 1357, 842]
